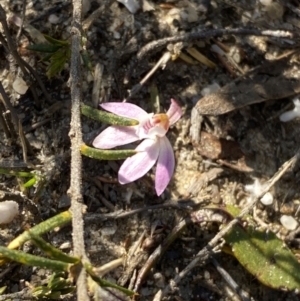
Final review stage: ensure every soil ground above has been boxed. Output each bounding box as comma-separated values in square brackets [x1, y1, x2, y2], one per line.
[1, 0, 300, 300]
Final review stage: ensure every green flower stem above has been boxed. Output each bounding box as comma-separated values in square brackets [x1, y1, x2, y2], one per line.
[81, 104, 139, 126]
[0, 246, 70, 271]
[7, 211, 72, 250]
[0, 168, 34, 177]
[85, 263, 135, 297]
[81, 144, 136, 160]
[28, 232, 79, 264]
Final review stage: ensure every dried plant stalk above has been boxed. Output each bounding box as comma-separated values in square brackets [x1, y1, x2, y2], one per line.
[69, 0, 90, 300]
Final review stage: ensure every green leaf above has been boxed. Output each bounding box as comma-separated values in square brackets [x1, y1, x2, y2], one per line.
[0, 168, 34, 178]
[23, 177, 36, 188]
[58, 287, 75, 295]
[85, 263, 135, 297]
[28, 232, 79, 264]
[26, 43, 62, 53]
[47, 273, 75, 294]
[32, 286, 51, 297]
[49, 278, 69, 291]
[192, 206, 300, 291]
[81, 144, 136, 161]
[81, 49, 93, 73]
[0, 246, 70, 271]
[225, 225, 300, 291]
[41, 53, 54, 62]
[43, 34, 69, 46]
[81, 104, 139, 126]
[45, 291, 62, 299]
[48, 272, 64, 286]
[7, 211, 72, 250]
[46, 47, 71, 78]
[32, 272, 75, 299]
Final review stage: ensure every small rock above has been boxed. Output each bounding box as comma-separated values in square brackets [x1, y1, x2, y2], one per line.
[0, 201, 19, 224]
[48, 14, 60, 24]
[12, 77, 28, 95]
[280, 97, 300, 122]
[280, 215, 298, 231]
[113, 31, 121, 39]
[153, 272, 165, 288]
[260, 192, 273, 206]
[59, 241, 71, 249]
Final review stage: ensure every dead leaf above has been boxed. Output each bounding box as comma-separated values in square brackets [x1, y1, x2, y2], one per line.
[196, 52, 300, 115]
[193, 131, 244, 160]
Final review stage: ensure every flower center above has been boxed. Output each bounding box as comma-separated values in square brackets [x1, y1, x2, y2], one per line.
[152, 114, 170, 130]
[138, 113, 170, 139]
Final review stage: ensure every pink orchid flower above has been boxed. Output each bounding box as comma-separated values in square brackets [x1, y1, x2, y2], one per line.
[93, 99, 183, 196]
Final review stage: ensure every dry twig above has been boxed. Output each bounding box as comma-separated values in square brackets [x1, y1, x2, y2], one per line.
[126, 28, 297, 81]
[16, 0, 26, 41]
[68, 0, 89, 300]
[136, 28, 296, 62]
[210, 256, 251, 301]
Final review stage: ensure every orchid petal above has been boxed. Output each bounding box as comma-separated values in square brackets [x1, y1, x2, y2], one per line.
[101, 102, 148, 120]
[166, 98, 183, 125]
[93, 126, 139, 149]
[155, 137, 175, 196]
[118, 138, 159, 184]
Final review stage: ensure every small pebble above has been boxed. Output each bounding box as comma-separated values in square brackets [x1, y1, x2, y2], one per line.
[12, 77, 28, 95]
[113, 31, 121, 39]
[0, 201, 19, 224]
[48, 14, 60, 24]
[260, 192, 273, 205]
[280, 215, 298, 230]
[204, 270, 210, 280]
[280, 98, 300, 122]
[153, 272, 165, 288]
[59, 241, 71, 249]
